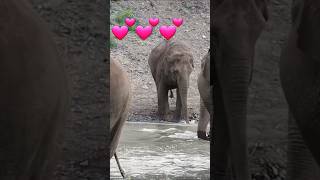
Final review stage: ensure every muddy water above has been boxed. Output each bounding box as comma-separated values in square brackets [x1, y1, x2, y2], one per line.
[110, 122, 210, 180]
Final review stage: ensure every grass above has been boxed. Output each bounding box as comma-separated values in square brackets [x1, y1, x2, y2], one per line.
[110, 37, 117, 49]
[141, 41, 147, 46]
[112, 9, 140, 32]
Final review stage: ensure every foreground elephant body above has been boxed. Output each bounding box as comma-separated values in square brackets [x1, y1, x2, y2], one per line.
[280, 0, 320, 179]
[197, 50, 212, 140]
[0, 1, 69, 179]
[212, 0, 268, 179]
[148, 40, 194, 123]
[110, 59, 131, 158]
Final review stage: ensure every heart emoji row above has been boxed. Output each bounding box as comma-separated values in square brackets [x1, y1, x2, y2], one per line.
[111, 18, 183, 41]
[125, 17, 183, 28]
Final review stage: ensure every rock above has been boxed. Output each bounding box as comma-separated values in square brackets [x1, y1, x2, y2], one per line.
[142, 85, 148, 89]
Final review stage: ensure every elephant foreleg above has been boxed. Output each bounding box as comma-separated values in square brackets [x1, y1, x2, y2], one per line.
[175, 88, 182, 121]
[198, 98, 210, 140]
[287, 111, 320, 180]
[157, 83, 169, 121]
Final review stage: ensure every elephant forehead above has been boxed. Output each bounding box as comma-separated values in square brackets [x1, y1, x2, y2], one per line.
[166, 52, 192, 61]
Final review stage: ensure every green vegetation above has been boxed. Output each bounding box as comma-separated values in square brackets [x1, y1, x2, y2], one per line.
[113, 9, 140, 32]
[141, 41, 147, 46]
[110, 36, 117, 49]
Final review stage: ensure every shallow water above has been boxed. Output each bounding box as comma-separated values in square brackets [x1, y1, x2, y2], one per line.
[110, 122, 210, 180]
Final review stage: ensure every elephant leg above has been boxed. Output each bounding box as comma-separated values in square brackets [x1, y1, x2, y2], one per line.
[212, 85, 233, 179]
[174, 88, 182, 122]
[287, 111, 320, 180]
[197, 98, 210, 140]
[157, 83, 169, 121]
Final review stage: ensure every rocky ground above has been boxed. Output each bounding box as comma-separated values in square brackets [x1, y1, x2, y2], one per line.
[111, 0, 293, 179]
[31, 0, 107, 179]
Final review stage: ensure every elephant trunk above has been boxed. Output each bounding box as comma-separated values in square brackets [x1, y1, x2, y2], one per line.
[217, 57, 252, 179]
[286, 112, 320, 180]
[177, 71, 189, 123]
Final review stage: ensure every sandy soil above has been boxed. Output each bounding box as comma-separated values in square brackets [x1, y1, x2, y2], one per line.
[31, 0, 107, 179]
[111, 0, 293, 179]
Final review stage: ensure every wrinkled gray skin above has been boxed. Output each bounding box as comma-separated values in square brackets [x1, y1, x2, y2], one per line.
[212, 0, 268, 179]
[280, 0, 320, 179]
[148, 40, 194, 123]
[197, 51, 212, 140]
[110, 59, 131, 158]
[0, 0, 69, 179]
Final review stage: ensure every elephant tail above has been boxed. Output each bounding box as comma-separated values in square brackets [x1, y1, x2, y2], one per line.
[169, 90, 174, 98]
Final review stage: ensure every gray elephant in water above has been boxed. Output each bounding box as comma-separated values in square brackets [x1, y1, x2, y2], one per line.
[148, 40, 194, 123]
[197, 50, 212, 140]
[280, 0, 320, 179]
[110, 59, 131, 178]
[0, 0, 69, 179]
[212, 0, 269, 179]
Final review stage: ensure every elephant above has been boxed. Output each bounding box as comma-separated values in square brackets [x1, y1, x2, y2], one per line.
[212, 0, 269, 179]
[280, 0, 320, 179]
[148, 40, 194, 124]
[0, 0, 69, 179]
[110, 58, 131, 178]
[197, 50, 212, 141]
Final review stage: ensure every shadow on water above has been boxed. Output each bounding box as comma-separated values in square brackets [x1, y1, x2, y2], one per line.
[110, 122, 210, 180]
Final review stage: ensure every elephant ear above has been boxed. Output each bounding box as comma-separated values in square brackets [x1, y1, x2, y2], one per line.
[254, 0, 269, 21]
[296, 1, 320, 60]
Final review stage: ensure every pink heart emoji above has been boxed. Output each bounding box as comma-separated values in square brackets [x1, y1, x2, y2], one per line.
[112, 26, 128, 40]
[159, 25, 176, 40]
[135, 25, 153, 40]
[149, 17, 159, 27]
[125, 17, 136, 27]
[172, 18, 183, 27]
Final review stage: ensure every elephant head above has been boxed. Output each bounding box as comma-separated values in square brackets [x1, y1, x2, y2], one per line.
[163, 42, 194, 82]
[212, 0, 268, 178]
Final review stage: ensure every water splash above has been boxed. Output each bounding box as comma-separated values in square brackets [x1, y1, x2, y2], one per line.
[110, 122, 210, 180]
